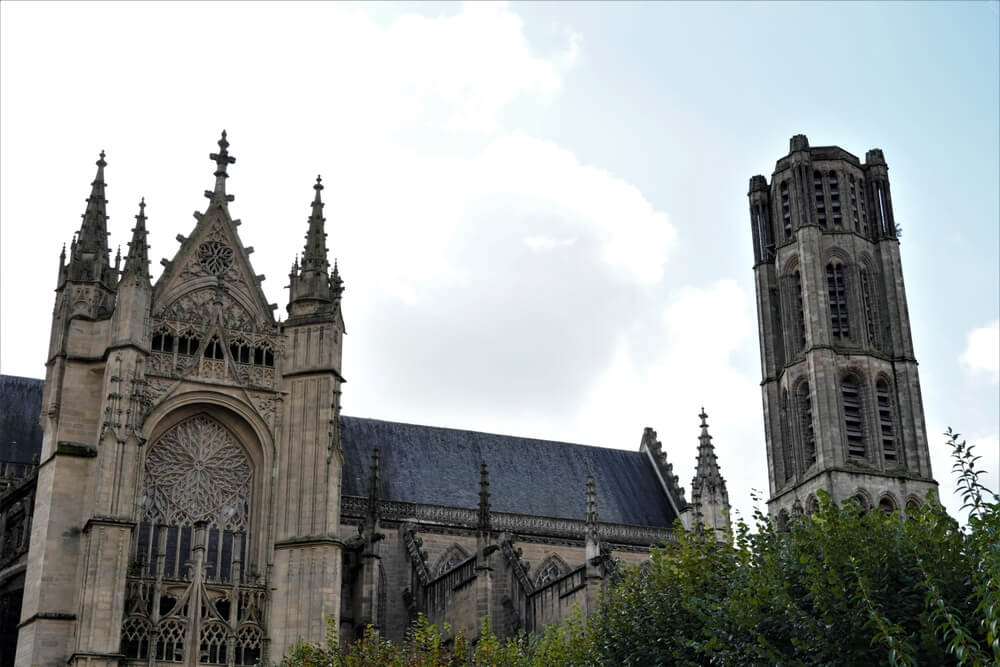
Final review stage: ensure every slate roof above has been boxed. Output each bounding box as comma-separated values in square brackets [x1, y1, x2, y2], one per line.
[0, 375, 44, 463]
[341, 416, 676, 528]
[0, 376, 677, 528]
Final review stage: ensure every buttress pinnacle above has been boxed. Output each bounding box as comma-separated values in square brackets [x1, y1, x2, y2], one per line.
[301, 175, 330, 274]
[121, 198, 151, 284]
[67, 150, 116, 288]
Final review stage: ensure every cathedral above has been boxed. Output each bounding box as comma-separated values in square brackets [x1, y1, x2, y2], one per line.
[0, 133, 935, 666]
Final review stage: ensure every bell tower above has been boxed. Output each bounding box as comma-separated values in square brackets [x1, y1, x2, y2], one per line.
[748, 135, 937, 520]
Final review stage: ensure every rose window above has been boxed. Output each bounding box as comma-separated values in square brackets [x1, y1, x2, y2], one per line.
[197, 241, 234, 275]
[142, 414, 251, 531]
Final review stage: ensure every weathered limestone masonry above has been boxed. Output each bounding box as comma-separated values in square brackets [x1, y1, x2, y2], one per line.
[7, 132, 733, 666]
[748, 135, 938, 521]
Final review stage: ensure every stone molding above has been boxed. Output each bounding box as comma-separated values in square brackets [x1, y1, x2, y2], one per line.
[343, 496, 674, 547]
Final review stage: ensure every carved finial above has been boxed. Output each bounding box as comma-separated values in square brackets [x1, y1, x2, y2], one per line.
[331, 259, 344, 302]
[122, 198, 151, 284]
[206, 129, 236, 204]
[699, 407, 708, 429]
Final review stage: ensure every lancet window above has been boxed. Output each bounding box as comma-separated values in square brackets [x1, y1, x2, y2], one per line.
[857, 178, 869, 236]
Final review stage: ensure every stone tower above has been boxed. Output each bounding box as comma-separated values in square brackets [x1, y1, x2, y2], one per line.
[17, 133, 346, 666]
[748, 135, 937, 521]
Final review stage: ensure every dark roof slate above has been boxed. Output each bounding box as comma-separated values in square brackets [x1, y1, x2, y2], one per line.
[341, 416, 676, 528]
[0, 375, 44, 463]
[0, 376, 676, 528]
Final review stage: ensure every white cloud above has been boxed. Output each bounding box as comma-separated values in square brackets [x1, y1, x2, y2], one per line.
[960, 320, 999, 383]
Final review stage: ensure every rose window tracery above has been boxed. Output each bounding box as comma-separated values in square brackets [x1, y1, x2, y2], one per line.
[197, 241, 234, 275]
[142, 415, 251, 531]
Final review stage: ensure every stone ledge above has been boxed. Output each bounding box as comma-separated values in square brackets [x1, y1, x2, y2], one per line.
[273, 535, 345, 550]
[56, 441, 98, 458]
[83, 515, 136, 533]
[18, 611, 76, 629]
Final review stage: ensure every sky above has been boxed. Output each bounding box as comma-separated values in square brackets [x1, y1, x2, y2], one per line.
[1, 1, 997, 525]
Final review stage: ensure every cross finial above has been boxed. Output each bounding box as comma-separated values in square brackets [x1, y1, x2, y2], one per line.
[699, 407, 708, 428]
[206, 129, 236, 204]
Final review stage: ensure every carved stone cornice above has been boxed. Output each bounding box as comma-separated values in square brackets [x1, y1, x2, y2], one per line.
[342, 496, 675, 547]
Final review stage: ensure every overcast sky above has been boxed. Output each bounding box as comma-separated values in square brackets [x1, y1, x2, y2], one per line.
[2, 1, 997, 524]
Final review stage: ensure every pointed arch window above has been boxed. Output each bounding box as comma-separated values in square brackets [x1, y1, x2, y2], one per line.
[534, 556, 567, 588]
[230, 339, 252, 365]
[780, 181, 792, 238]
[204, 337, 225, 360]
[133, 414, 252, 582]
[879, 495, 896, 514]
[793, 270, 806, 350]
[876, 379, 898, 463]
[828, 170, 842, 227]
[827, 262, 850, 340]
[152, 328, 174, 353]
[813, 170, 827, 228]
[434, 545, 470, 577]
[797, 382, 816, 467]
[176, 332, 200, 356]
[842, 375, 867, 458]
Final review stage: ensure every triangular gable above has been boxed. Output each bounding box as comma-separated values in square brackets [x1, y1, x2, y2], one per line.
[152, 201, 276, 329]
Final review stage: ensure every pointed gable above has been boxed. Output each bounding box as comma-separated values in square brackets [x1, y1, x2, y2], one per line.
[152, 132, 275, 330]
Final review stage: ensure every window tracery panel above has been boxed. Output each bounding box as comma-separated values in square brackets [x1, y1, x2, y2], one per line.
[534, 556, 566, 587]
[124, 413, 265, 665]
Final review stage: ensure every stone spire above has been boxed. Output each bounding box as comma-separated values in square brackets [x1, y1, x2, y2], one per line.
[204, 130, 236, 206]
[690, 408, 731, 538]
[120, 198, 151, 285]
[302, 176, 330, 275]
[287, 176, 338, 318]
[66, 150, 116, 288]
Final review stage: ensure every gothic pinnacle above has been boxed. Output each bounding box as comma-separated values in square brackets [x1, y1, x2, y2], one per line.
[301, 174, 329, 274]
[122, 198, 151, 283]
[67, 150, 115, 287]
[205, 130, 236, 205]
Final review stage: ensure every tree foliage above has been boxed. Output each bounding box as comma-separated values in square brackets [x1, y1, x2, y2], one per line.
[283, 430, 998, 666]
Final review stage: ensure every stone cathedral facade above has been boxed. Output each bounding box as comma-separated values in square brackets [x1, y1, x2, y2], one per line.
[747, 134, 937, 521]
[1, 133, 734, 667]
